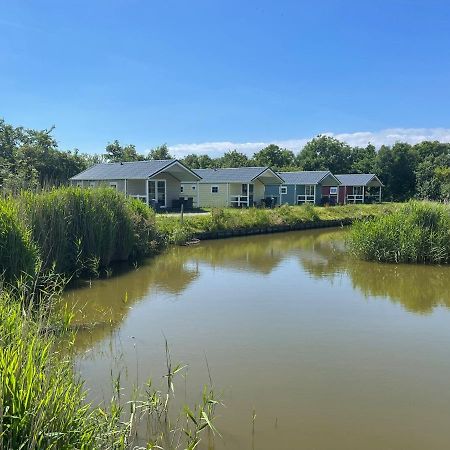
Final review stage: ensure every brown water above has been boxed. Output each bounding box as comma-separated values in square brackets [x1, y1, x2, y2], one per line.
[63, 228, 450, 450]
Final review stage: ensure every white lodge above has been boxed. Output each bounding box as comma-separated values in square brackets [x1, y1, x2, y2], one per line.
[70, 160, 201, 209]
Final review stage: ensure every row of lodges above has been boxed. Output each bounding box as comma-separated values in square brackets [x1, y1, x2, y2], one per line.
[70, 160, 383, 209]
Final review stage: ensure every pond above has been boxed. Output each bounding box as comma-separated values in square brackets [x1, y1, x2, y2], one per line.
[63, 228, 450, 450]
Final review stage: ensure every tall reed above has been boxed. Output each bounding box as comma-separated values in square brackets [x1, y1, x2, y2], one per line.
[16, 187, 162, 276]
[347, 201, 450, 264]
[0, 197, 38, 280]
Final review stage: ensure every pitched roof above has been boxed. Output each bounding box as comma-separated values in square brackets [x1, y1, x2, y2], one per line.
[335, 174, 383, 186]
[277, 171, 338, 185]
[70, 160, 199, 181]
[194, 167, 283, 183]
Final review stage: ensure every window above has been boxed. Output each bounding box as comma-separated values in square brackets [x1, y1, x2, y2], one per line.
[305, 185, 315, 196]
[180, 186, 184, 193]
[148, 179, 167, 207]
[330, 187, 337, 195]
[211, 186, 219, 193]
[109, 182, 117, 190]
[354, 186, 363, 195]
[280, 186, 287, 195]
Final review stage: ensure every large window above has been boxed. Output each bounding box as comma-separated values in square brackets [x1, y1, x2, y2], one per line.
[353, 186, 363, 196]
[297, 185, 315, 204]
[148, 179, 166, 207]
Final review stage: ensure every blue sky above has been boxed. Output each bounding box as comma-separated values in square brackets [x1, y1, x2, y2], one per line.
[1, 0, 450, 156]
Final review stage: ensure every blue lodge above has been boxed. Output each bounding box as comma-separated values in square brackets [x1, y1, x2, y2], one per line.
[265, 171, 341, 206]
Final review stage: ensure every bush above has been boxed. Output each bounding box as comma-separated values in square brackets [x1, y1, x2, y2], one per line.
[347, 201, 450, 264]
[0, 198, 38, 280]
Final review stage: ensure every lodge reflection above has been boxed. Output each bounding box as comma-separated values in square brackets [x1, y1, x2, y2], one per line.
[63, 228, 450, 351]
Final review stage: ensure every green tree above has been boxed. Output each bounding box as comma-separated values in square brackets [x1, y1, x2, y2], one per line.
[182, 154, 217, 169]
[253, 144, 295, 169]
[104, 140, 142, 162]
[147, 144, 172, 160]
[375, 142, 417, 201]
[296, 135, 353, 173]
[350, 144, 377, 173]
[219, 150, 250, 168]
[414, 141, 450, 200]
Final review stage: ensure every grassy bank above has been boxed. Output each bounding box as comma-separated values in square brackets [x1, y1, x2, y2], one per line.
[347, 201, 450, 264]
[157, 203, 398, 244]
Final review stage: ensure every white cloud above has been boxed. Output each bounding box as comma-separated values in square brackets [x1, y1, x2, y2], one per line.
[168, 128, 450, 158]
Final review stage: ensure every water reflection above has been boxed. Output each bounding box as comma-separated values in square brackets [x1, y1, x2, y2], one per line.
[63, 228, 450, 345]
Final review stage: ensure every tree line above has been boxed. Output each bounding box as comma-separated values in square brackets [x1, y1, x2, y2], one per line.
[1, 119, 449, 201]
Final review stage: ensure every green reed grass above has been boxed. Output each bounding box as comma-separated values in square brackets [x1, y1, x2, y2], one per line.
[6, 187, 164, 277]
[0, 197, 38, 281]
[347, 201, 450, 264]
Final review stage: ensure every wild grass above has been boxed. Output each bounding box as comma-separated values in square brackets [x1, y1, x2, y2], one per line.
[347, 201, 450, 264]
[157, 203, 397, 244]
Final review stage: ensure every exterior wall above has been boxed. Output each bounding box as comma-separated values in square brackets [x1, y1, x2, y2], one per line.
[338, 186, 346, 204]
[198, 183, 229, 207]
[265, 185, 281, 204]
[281, 185, 297, 205]
[266, 184, 324, 205]
[180, 182, 199, 207]
[127, 179, 146, 196]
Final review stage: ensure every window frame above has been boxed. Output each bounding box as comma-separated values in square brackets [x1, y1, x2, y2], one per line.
[280, 186, 287, 195]
[211, 185, 219, 194]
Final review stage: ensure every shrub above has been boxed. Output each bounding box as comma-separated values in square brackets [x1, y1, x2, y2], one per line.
[347, 201, 450, 264]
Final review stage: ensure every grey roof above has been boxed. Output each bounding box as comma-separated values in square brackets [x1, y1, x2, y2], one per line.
[194, 167, 283, 183]
[335, 174, 383, 186]
[70, 160, 199, 181]
[277, 171, 338, 185]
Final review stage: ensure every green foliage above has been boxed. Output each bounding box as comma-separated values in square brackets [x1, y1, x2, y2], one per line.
[0, 198, 38, 281]
[253, 144, 295, 169]
[156, 204, 393, 244]
[0, 187, 162, 279]
[181, 153, 218, 169]
[347, 201, 450, 264]
[0, 274, 221, 449]
[0, 119, 89, 192]
[376, 142, 418, 201]
[297, 135, 353, 173]
[147, 143, 172, 160]
[18, 187, 162, 275]
[104, 139, 143, 162]
[219, 149, 250, 167]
